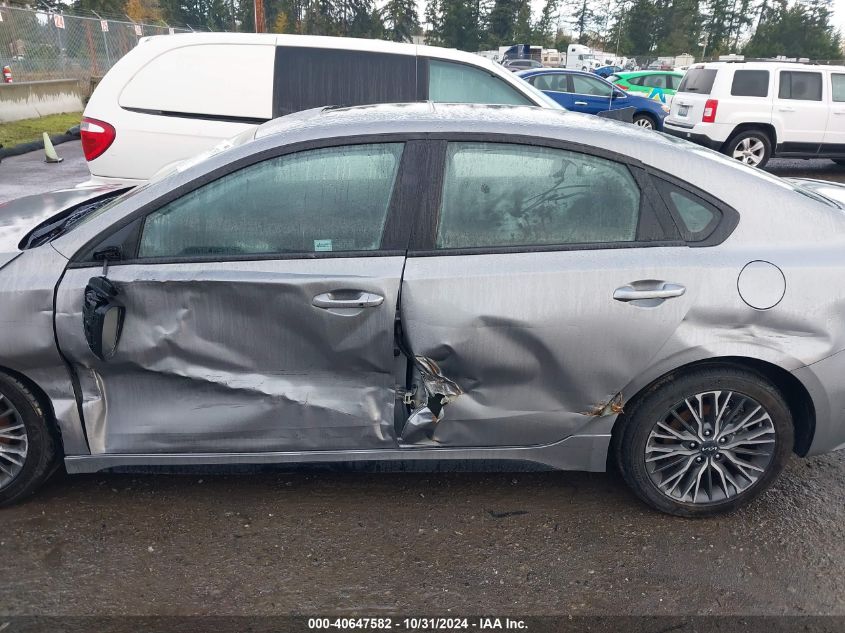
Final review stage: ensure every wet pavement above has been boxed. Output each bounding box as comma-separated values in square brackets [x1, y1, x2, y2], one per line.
[1, 148, 844, 619]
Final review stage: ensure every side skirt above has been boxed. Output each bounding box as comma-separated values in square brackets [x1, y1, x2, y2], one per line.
[64, 434, 611, 474]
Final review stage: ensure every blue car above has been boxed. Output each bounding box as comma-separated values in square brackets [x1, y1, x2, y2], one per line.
[594, 65, 622, 78]
[516, 69, 669, 130]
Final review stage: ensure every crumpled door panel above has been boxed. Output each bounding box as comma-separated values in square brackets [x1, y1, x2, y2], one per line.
[54, 258, 405, 454]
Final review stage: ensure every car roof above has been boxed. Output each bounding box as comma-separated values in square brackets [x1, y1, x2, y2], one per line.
[689, 61, 845, 72]
[517, 68, 602, 79]
[616, 70, 684, 77]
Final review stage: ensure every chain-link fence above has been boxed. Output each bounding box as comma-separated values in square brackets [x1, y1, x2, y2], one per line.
[0, 5, 204, 83]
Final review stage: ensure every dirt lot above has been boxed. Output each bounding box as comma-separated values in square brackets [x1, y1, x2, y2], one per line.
[1, 147, 844, 621]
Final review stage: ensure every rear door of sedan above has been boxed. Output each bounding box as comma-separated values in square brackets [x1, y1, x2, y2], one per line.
[398, 136, 718, 448]
[54, 137, 428, 455]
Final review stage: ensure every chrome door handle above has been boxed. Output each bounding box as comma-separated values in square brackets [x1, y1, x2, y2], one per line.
[834, 110, 845, 115]
[312, 291, 384, 309]
[574, 101, 589, 106]
[778, 106, 795, 112]
[613, 282, 686, 302]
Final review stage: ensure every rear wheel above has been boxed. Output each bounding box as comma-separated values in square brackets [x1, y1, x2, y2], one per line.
[617, 366, 793, 517]
[0, 373, 59, 507]
[633, 113, 656, 130]
[724, 129, 772, 168]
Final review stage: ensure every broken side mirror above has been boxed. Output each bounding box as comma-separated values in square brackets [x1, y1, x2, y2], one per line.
[83, 276, 125, 361]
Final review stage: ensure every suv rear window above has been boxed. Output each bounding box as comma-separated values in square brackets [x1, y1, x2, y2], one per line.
[677, 68, 717, 94]
[731, 70, 769, 97]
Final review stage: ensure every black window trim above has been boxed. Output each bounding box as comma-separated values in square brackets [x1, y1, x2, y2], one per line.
[406, 132, 687, 257]
[69, 133, 433, 268]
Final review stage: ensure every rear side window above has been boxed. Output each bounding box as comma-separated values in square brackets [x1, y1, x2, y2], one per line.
[428, 60, 533, 106]
[731, 70, 769, 97]
[642, 74, 668, 88]
[832, 74, 845, 102]
[119, 44, 275, 119]
[138, 143, 404, 258]
[656, 181, 721, 242]
[677, 68, 717, 94]
[436, 142, 641, 249]
[627, 76, 645, 86]
[778, 71, 822, 101]
[531, 74, 568, 92]
[273, 48, 417, 117]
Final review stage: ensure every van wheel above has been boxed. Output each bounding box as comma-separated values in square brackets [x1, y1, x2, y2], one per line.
[0, 373, 59, 507]
[616, 366, 793, 517]
[633, 114, 656, 130]
[724, 130, 771, 168]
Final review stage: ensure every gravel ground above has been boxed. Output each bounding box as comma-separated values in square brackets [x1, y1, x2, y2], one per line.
[0, 146, 844, 620]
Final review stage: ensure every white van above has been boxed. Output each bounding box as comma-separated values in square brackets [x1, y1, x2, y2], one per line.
[664, 61, 845, 168]
[81, 33, 560, 185]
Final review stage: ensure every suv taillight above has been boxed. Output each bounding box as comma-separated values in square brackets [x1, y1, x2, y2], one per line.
[80, 117, 116, 161]
[702, 99, 718, 123]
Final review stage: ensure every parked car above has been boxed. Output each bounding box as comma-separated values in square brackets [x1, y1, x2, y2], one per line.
[502, 58, 544, 72]
[518, 68, 669, 129]
[609, 70, 686, 104]
[80, 33, 559, 186]
[594, 65, 622, 78]
[4, 102, 845, 516]
[663, 61, 845, 168]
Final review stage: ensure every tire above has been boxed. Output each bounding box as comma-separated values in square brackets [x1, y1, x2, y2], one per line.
[632, 113, 657, 130]
[0, 373, 59, 507]
[723, 129, 772, 168]
[832, 159, 845, 166]
[616, 365, 793, 517]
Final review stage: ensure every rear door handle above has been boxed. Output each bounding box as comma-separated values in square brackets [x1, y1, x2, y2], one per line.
[313, 291, 384, 309]
[574, 101, 589, 106]
[613, 282, 686, 302]
[778, 106, 795, 112]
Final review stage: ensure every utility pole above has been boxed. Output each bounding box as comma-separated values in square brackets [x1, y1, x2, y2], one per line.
[254, 0, 265, 32]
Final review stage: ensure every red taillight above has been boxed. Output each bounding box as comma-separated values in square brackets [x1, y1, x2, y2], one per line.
[618, 84, 629, 90]
[80, 117, 116, 161]
[702, 99, 718, 123]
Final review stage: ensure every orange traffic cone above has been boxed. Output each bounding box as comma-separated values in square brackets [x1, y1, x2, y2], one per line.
[2, 65, 12, 83]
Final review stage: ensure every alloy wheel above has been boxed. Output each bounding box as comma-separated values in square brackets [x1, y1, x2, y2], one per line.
[644, 390, 776, 504]
[0, 393, 28, 490]
[731, 137, 766, 166]
[634, 117, 654, 129]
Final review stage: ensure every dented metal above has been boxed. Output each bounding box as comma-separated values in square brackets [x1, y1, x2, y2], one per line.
[401, 356, 464, 444]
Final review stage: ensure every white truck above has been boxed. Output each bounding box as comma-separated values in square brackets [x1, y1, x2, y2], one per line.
[565, 44, 601, 71]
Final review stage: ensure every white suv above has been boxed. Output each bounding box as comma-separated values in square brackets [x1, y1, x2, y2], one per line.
[664, 61, 845, 168]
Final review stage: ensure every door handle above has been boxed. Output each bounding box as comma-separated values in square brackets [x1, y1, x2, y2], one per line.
[834, 110, 845, 115]
[613, 282, 686, 302]
[312, 291, 384, 309]
[778, 106, 795, 112]
[574, 101, 589, 106]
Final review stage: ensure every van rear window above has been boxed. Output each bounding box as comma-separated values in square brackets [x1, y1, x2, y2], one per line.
[677, 68, 717, 94]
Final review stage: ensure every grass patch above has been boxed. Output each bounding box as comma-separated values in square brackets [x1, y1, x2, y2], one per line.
[0, 112, 82, 148]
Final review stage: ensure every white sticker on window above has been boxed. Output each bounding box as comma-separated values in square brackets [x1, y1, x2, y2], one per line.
[314, 239, 333, 252]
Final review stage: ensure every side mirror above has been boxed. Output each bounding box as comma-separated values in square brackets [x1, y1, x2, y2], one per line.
[83, 276, 125, 360]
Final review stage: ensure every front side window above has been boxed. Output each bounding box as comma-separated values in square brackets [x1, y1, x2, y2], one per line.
[832, 74, 845, 102]
[138, 143, 404, 258]
[428, 60, 533, 106]
[731, 70, 769, 97]
[571, 75, 612, 96]
[778, 71, 822, 101]
[436, 142, 641, 249]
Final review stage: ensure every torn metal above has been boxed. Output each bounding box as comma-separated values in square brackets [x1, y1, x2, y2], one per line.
[582, 393, 625, 417]
[400, 356, 464, 444]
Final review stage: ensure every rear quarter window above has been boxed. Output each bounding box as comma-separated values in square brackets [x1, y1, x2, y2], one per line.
[731, 70, 769, 97]
[677, 68, 717, 94]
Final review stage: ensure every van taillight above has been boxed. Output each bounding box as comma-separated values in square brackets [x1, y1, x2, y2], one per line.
[80, 117, 116, 161]
[702, 99, 718, 123]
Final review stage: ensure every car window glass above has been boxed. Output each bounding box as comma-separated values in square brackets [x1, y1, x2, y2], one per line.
[677, 68, 717, 94]
[778, 71, 822, 101]
[572, 75, 612, 96]
[627, 76, 644, 86]
[832, 74, 845, 102]
[138, 143, 403, 258]
[436, 142, 641, 249]
[545, 74, 569, 92]
[428, 60, 533, 105]
[531, 74, 555, 91]
[731, 70, 769, 97]
[642, 74, 667, 88]
[657, 183, 721, 241]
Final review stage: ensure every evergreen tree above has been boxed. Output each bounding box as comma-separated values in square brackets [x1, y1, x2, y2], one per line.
[383, 0, 419, 42]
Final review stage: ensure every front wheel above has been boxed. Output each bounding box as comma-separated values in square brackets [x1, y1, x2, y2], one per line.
[617, 366, 793, 517]
[632, 113, 656, 130]
[0, 373, 59, 507]
[724, 130, 772, 168]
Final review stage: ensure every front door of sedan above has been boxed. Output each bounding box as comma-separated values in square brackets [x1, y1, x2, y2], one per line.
[398, 140, 696, 448]
[55, 141, 413, 455]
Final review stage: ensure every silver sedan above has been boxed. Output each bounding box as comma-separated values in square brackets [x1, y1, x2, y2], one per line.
[2, 103, 845, 516]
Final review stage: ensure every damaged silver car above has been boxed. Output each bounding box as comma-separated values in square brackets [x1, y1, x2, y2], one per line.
[3, 103, 845, 516]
